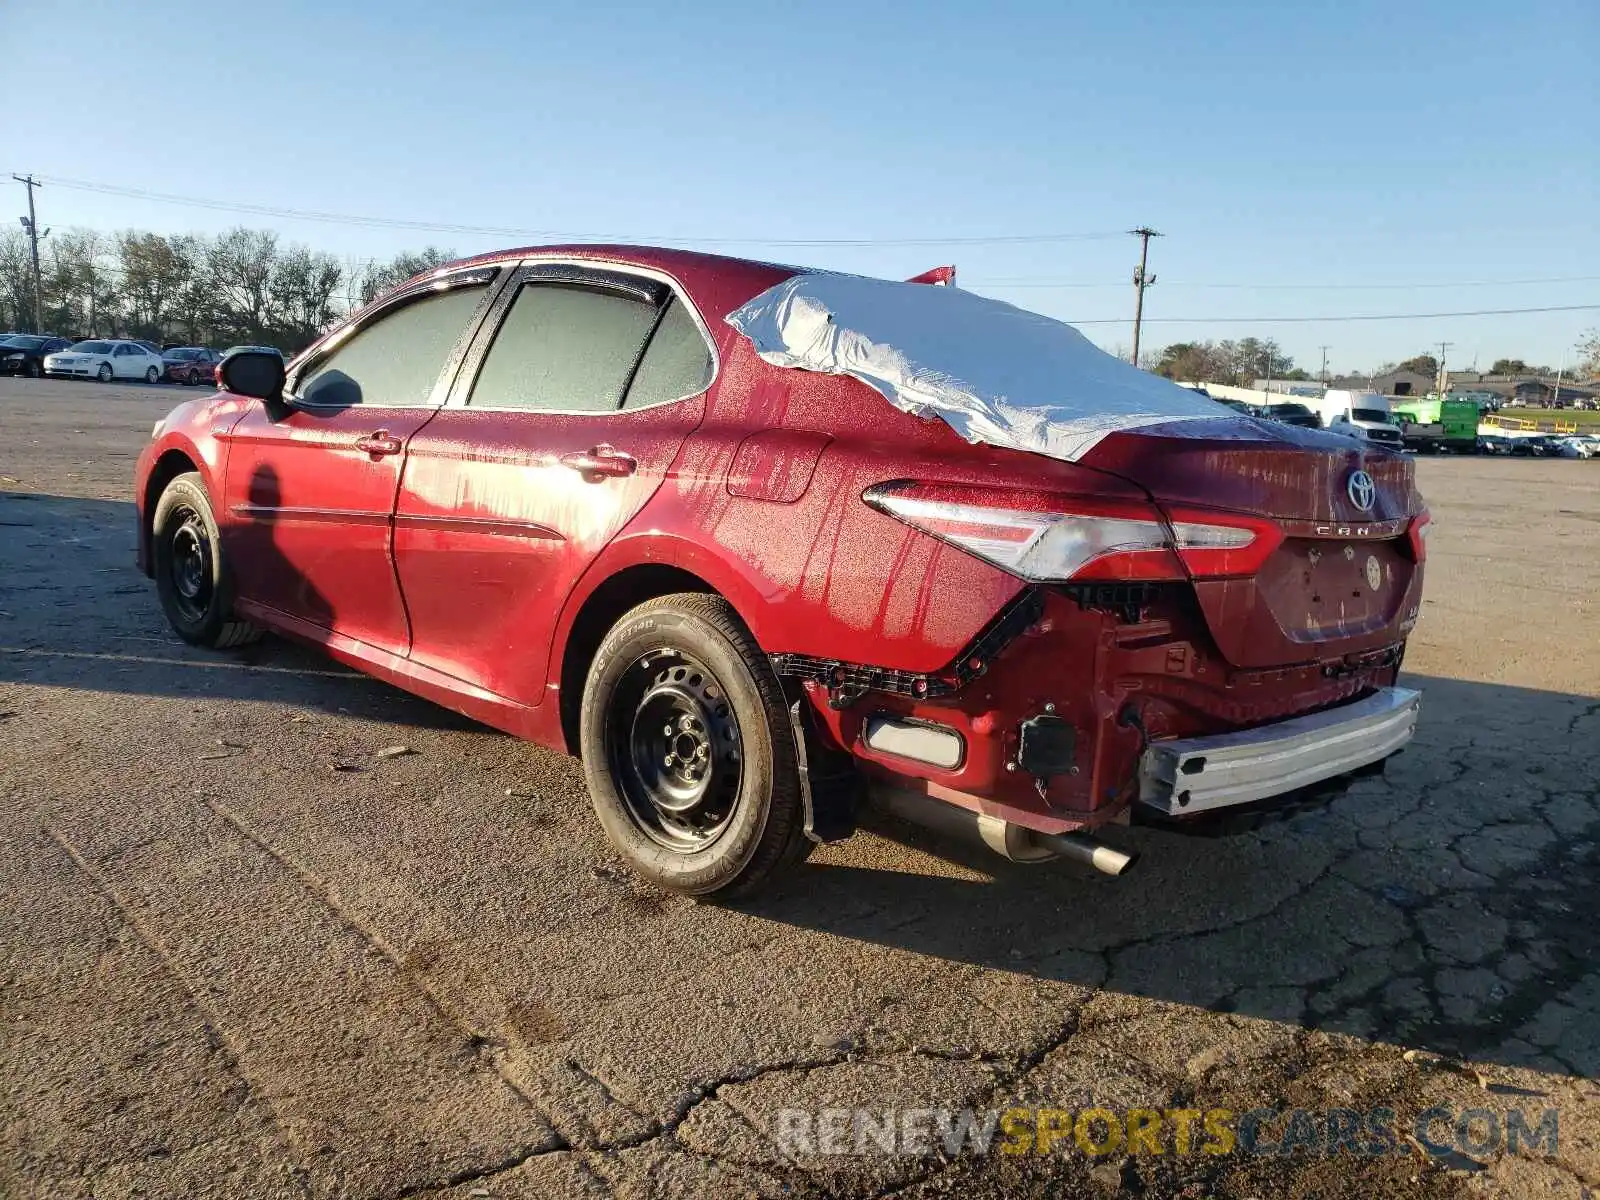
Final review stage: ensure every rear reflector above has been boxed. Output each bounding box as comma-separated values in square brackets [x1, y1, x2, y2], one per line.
[863, 715, 965, 769]
[864, 483, 1280, 582]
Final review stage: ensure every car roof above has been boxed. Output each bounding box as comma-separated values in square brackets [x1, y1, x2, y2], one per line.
[380, 243, 800, 310]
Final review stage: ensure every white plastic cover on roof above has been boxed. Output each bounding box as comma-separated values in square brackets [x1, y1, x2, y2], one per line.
[726, 272, 1231, 462]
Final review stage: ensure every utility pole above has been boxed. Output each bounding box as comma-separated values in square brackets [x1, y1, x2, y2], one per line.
[1128, 226, 1161, 367]
[1318, 345, 1330, 386]
[13, 174, 48, 333]
[1435, 340, 1452, 399]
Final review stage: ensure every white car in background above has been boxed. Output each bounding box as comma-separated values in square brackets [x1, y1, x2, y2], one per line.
[1554, 435, 1599, 459]
[43, 339, 167, 383]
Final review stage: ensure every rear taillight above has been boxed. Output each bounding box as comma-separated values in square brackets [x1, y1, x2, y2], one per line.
[863, 483, 1281, 583]
[1407, 510, 1431, 563]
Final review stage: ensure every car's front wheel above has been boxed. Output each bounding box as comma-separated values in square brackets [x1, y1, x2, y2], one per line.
[579, 593, 811, 898]
[96, 363, 112, 383]
[145, 366, 160, 384]
[151, 472, 262, 649]
[186, 368, 199, 386]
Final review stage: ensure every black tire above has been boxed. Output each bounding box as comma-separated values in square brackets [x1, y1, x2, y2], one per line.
[151, 472, 262, 649]
[96, 362, 112, 383]
[145, 366, 160, 384]
[579, 593, 812, 898]
[186, 368, 199, 386]
[26, 359, 42, 378]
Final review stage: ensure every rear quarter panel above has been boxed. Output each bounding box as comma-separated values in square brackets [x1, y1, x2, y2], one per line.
[573, 335, 1153, 675]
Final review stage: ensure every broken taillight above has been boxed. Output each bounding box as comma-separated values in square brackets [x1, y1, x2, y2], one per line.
[1406, 510, 1431, 563]
[863, 483, 1281, 583]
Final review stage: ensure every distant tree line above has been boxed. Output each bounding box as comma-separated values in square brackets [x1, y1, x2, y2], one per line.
[1151, 338, 1304, 385]
[1154, 341, 1600, 385]
[0, 226, 455, 353]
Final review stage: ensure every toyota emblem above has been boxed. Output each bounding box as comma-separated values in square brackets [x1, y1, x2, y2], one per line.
[1347, 470, 1376, 512]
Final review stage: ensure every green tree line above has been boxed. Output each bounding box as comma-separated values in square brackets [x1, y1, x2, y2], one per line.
[1150, 338, 1305, 385]
[0, 227, 454, 352]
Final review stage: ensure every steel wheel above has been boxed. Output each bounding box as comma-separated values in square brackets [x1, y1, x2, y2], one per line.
[607, 649, 743, 852]
[166, 505, 214, 625]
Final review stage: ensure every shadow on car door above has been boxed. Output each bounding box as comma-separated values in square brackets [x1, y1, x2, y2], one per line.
[393, 264, 716, 710]
[221, 273, 501, 655]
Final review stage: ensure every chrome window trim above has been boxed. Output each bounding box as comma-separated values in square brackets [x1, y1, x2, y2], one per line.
[443, 255, 720, 416]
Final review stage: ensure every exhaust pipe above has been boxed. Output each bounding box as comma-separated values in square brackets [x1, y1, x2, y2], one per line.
[1034, 831, 1138, 877]
[875, 788, 1138, 877]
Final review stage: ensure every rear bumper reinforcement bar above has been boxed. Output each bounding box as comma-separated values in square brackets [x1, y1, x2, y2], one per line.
[1136, 686, 1421, 815]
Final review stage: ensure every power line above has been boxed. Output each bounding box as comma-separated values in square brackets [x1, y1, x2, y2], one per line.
[5, 172, 1128, 248]
[1066, 303, 1600, 326]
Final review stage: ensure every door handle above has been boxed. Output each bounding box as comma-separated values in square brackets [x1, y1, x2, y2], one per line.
[560, 445, 637, 479]
[355, 430, 403, 457]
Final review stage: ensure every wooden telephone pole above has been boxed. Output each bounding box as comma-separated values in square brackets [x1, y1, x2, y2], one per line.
[12, 174, 48, 333]
[1129, 226, 1162, 367]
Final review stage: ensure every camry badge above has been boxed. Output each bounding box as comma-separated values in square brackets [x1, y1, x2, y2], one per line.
[1347, 470, 1376, 512]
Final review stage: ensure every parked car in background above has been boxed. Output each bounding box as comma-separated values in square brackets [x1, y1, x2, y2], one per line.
[1510, 435, 1558, 457]
[44, 339, 168, 383]
[1476, 434, 1513, 456]
[1254, 402, 1322, 429]
[135, 247, 1426, 897]
[1554, 436, 1599, 459]
[162, 346, 222, 385]
[0, 334, 74, 377]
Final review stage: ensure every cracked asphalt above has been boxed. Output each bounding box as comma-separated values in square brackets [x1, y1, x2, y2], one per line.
[1, 376, 1597, 1199]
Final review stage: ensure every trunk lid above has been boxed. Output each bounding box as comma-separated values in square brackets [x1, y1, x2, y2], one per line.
[1082, 417, 1424, 669]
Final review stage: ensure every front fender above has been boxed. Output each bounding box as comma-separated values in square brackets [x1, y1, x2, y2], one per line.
[134, 395, 255, 574]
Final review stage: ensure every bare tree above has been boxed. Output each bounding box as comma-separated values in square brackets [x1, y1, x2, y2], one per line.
[207, 228, 279, 344]
[0, 230, 34, 330]
[45, 230, 117, 336]
[357, 247, 456, 305]
[270, 246, 344, 351]
[117, 232, 193, 340]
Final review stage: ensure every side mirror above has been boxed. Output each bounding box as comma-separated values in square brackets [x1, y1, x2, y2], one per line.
[219, 350, 286, 403]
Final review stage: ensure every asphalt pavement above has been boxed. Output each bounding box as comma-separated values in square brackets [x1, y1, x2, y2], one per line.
[1, 376, 1596, 1199]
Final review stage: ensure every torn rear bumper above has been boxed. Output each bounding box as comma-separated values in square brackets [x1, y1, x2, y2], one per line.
[1136, 686, 1421, 816]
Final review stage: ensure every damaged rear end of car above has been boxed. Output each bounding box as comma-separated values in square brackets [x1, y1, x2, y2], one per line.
[727, 272, 1426, 874]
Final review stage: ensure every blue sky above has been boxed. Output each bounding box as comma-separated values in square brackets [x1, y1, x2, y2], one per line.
[3, 0, 1596, 373]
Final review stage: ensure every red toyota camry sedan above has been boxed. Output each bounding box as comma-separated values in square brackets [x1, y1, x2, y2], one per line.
[134, 246, 1425, 896]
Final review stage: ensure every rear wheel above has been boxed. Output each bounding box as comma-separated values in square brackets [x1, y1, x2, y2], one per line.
[579, 593, 811, 897]
[186, 368, 200, 386]
[96, 363, 112, 383]
[151, 472, 261, 649]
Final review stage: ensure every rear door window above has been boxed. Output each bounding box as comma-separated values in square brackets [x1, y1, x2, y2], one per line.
[297, 282, 489, 408]
[623, 298, 713, 409]
[468, 283, 660, 412]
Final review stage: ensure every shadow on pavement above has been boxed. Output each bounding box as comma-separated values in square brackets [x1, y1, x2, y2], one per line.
[746, 671, 1598, 1079]
[0, 491, 476, 732]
